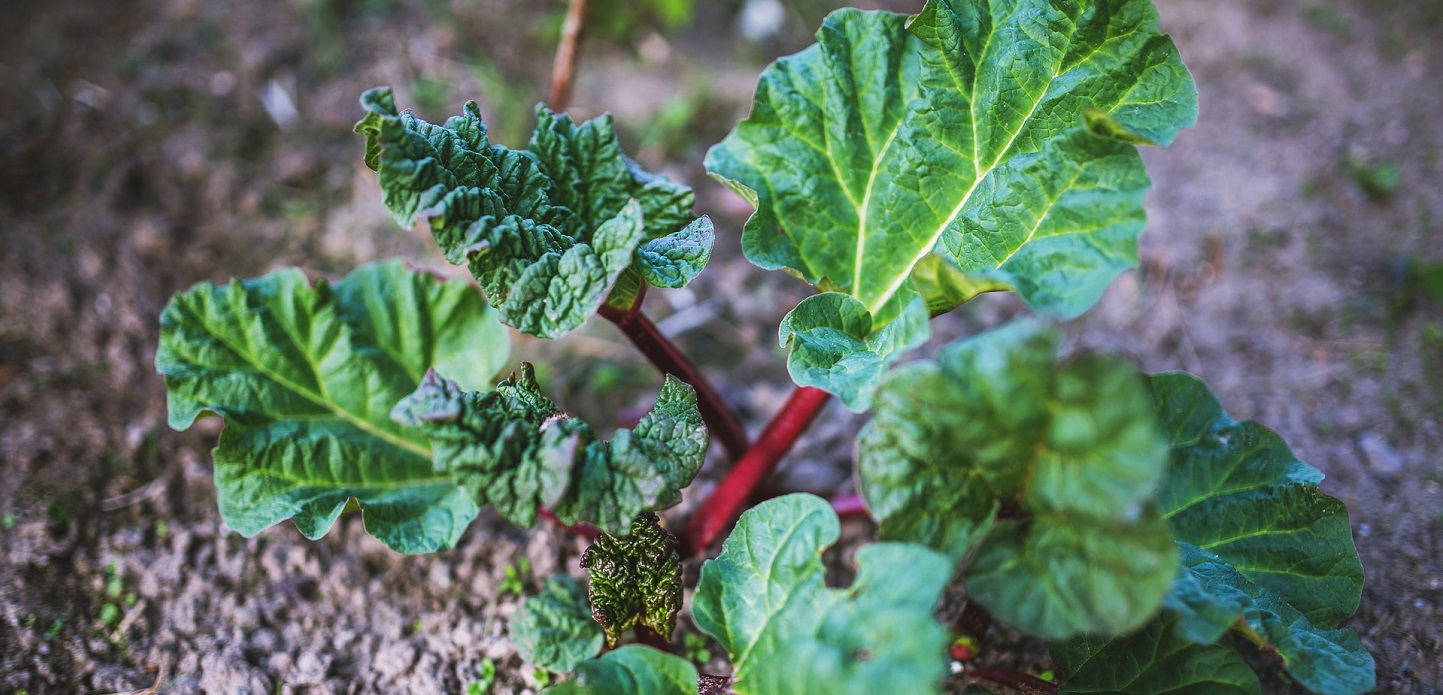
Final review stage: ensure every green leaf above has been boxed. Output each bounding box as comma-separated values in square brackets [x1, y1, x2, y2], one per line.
[544, 646, 699, 695]
[777, 292, 930, 411]
[157, 260, 509, 553]
[1056, 612, 1261, 694]
[707, 0, 1196, 399]
[511, 575, 605, 673]
[1152, 373, 1364, 625]
[692, 494, 952, 694]
[857, 321, 1175, 638]
[581, 513, 683, 647]
[393, 369, 707, 536]
[1147, 373, 1374, 694]
[357, 91, 711, 338]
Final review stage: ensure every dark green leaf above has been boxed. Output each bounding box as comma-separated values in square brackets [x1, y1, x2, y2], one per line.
[511, 575, 605, 673]
[857, 321, 1175, 638]
[692, 494, 952, 694]
[544, 645, 699, 695]
[357, 89, 709, 339]
[1056, 612, 1261, 694]
[708, 0, 1196, 400]
[581, 513, 683, 647]
[393, 369, 707, 535]
[157, 260, 508, 553]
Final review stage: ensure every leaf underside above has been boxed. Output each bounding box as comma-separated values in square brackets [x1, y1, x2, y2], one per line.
[692, 494, 953, 694]
[392, 368, 707, 536]
[707, 0, 1197, 407]
[1055, 374, 1374, 695]
[156, 260, 510, 553]
[511, 575, 606, 673]
[857, 320, 1176, 639]
[356, 89, 713, 338]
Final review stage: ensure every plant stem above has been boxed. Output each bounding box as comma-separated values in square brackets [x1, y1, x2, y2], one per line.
[548, 0, 589, 109]
[964, 666, 1060, 695]
[633, 624, 669, 651]
[830, 492, 871, 521]
[538, 507, 599, 541]
[681, 386, 831, 557]
[598, 298, 750, 461]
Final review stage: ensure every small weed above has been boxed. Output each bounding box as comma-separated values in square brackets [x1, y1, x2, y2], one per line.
[531, 667, 552, 687]
[683, 632, 711, 663]
[1, 512, 15, 530]
[500, 557, 530, 596]
[1345, 155, 1402, 199]
[466, 657, 497, 694]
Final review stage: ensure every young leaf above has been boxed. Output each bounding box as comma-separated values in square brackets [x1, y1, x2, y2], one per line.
[511, 575, 605, 673]
[392, 368, 707, 536]
[692, 493, 953, 694]
[581, 513, 683, 647]
[708, 0, 1197, 405]
[544, 645, 699, 695]
[356, 89, 711, 338]
[156, 260, 509, 553]
[1055, 613, 1261, 694]
[856, 321, 1176, 639]
[777, 292, 929, 411]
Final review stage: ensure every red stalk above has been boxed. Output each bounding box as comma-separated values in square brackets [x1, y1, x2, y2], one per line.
[964, 666, 1059, 694]
[681, 386, 831, 557]
[538, 507, 599, 541]
[830, 492, 872, 521]
[598, 297, 750, 461]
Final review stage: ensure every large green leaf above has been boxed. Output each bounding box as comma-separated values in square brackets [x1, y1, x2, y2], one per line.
[356, 89, 711, 338]
[691, 494, 952, 694]
[157, 260, 509, 553]
[544, 646, 699, 695]
[511, 575, 605, 673]
[856, 321, 1175, 639]
[707, 0, 1196, 405]
[581, 513, 683, 647]
[1056, 613, 1261, 694]
[1052, 374, 1373, 695]
[392, 368, 707, 536]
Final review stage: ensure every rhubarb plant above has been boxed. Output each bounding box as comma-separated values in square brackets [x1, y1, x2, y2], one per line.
[156, 0, 1375, 693]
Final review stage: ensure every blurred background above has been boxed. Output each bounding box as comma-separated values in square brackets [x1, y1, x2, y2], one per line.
[1, 0, 1440, 692]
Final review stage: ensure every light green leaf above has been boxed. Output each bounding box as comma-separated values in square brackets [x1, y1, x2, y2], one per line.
[393, 369, 707, 536]
[581, 513, 683, 647]
[857, 321, 1175, 639]
[777, 292, 930, 411]
[1056, 612, 1261, 694]
[708, 0, 1196, 398]
[511, 575, 605, 673]
[635, 216, 715, 289]
[157, 261, 508, 553]
[544, 646, 699, 695]
[692, 494, 952, 694]
[357, 89, 706, 339]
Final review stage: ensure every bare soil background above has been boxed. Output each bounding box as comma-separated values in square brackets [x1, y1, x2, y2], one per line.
[1, 0, 1440, 693]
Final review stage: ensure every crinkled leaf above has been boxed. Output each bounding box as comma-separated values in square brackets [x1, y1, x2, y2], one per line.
[581, 513, 683, 647]
[1148, 374, 1373, 693]
[692, 494, 952, 693]
[857, 321, 1175, 639]
[708, 0, 1196, 399]
[544, 646, 699, 695]
[635, 216, 715, 289]
[357, 89, 703, 338]
[1056, 612, 1261, 694]
[777, 292, 930, 411]
[157, 260, 509, 553]
[393, 368, 706, 535]
[511, 575, 605, 673]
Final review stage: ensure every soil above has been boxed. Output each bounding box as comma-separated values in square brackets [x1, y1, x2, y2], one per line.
[1, 0, 1440, 693]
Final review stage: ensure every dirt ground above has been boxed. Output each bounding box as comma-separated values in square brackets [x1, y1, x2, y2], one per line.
[1, 0, 1440, 693]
